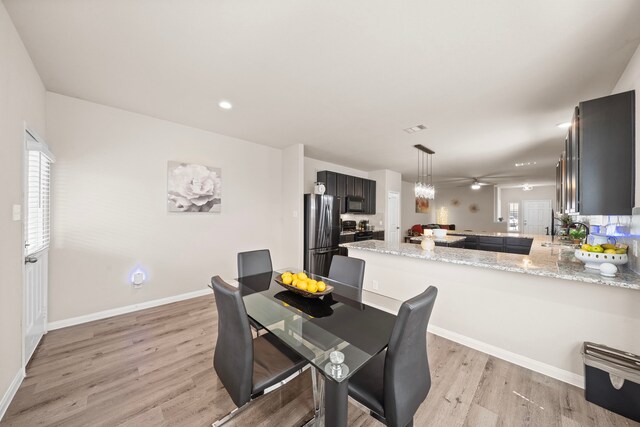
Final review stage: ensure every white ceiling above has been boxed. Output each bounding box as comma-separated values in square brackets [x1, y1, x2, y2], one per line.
[5, 0, 640, 186]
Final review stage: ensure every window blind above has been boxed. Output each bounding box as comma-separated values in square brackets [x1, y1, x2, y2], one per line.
[507, 202, 519, 232]
[25, 151, 51, 256]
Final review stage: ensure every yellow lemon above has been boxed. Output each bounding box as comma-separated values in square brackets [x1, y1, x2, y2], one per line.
[292, 279, 299, 287]
[307, 283, 318, 293]
[282, 275, 293, 285]
[604, 249, 617, 254]
[317, 281, 326, 292]
[581, 244, 592, 252]
[282, 271, 292, 277]
[590, 245, 604, 253]
[308, 279, 317, 287]
[292, 273, 299, 281]
[298, 272, 308, 280]
[297, 281, 308, 291]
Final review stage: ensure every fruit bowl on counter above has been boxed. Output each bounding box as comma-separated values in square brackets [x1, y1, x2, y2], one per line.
[574, 243, 628, 270]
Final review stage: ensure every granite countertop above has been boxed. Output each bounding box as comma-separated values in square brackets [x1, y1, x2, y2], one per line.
[341, 229, 384, 236]
[341, 237, 640, 291]
[447, 230, 536, 239]
[409, 235, 467, 244]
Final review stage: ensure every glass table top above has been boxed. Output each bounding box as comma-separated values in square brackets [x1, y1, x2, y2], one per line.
[234, 268, 401, 382]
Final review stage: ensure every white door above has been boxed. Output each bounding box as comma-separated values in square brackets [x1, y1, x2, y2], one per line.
[23, 129, 54, 366]
[523, 200, 552, 235]
[387, 191, 400, 243]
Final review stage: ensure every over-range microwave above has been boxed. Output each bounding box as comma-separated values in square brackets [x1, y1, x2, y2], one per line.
[346, 196, 365, 213]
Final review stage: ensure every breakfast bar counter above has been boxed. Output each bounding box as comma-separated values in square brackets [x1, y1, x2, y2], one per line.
[342, 238, 640, 290]
[341, 238, 640, 386]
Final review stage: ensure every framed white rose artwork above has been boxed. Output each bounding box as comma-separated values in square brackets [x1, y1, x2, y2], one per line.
[167, 161, 222, 213]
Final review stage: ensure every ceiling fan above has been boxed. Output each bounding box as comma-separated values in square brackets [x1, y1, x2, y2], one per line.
[464, 178, 492, 190]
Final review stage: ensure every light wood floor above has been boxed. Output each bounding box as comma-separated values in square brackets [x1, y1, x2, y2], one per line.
[1, 295, 637, 427]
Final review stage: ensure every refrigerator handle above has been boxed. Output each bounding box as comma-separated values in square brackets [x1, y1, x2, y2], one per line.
[316, 248, 340, 255]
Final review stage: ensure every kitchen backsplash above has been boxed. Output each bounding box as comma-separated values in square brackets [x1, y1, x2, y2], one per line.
[576, 212, 640, 274]
[340, 213, 385, 229]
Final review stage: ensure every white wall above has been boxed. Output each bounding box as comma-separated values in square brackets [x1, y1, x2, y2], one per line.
[46, 93, 286, 322]
[432, 185, 502, 232]
[613, 43, 640, 205]
[0, 3, 47, 416]
[281, 145, 304, 268]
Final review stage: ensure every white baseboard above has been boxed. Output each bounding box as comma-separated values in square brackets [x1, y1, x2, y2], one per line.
[428, 324, 584, 389]
[48, 288, 211, 331]
[0, 370, 25, 422]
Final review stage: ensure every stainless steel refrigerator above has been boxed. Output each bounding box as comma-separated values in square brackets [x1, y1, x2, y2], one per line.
[304, 194, 340, 277]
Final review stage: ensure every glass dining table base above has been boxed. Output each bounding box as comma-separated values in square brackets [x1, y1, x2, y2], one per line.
[304, 367, 348, 427]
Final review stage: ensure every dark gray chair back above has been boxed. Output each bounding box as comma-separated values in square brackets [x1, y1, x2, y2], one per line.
[211, 276, 254, 407]
[238, 249, 273, 278]
[328, 255, 365, 289]
[384, 286, 438, 427]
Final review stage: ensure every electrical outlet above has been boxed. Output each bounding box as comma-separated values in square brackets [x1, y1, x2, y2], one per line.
[372, 280, 379, 290]
[292, 210, 298, 218]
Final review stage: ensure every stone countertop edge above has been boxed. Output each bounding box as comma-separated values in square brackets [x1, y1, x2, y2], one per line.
[340, 238, 640, 291]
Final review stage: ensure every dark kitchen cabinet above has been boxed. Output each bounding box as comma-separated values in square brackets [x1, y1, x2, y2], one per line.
[578, 91, 635, 215]
[505, 237, 533, 255]
[556, 90, 635, 215]
[367, 180, 377, 214]
[478, 236, 504, 253]
[317, 171, 337, 199]
[461, 235, 478, 250]
[318, 171, 377, 215]
[362, 179, 370, 212]
[336, 173, 347, 213]
[346, 175, 355, 197]
[354, 177, 364, 198]
[373, 230, 384, 241]
[339, 233, 355, 244]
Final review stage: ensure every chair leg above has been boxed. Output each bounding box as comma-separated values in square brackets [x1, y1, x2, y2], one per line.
[212, 403, 251, 427]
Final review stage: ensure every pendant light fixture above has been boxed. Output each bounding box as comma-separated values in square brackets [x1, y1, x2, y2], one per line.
[414, 145, 435, 200]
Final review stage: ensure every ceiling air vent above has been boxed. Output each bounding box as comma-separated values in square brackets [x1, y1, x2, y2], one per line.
[404, 124, 427, 134]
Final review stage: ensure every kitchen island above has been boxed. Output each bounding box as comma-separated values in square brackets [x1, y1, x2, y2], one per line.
[341, 238, 640, 387]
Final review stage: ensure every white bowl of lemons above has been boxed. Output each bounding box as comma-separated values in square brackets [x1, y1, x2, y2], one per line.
[575, 243, 628, 270]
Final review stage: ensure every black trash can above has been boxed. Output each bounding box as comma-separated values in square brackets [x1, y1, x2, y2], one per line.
[582, 342, 640, 422]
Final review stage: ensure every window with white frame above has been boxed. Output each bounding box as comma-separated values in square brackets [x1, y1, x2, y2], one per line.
[507, 202, 519, 232]
[25, 148, 52, 256]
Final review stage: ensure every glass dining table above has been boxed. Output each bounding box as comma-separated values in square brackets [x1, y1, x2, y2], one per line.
[232, 268, 402, 427]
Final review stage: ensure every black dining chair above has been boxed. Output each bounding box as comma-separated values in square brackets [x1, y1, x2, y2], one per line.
[328, 255, 365, 289]
[237, 249, 273, 334]
[210, 276, 309, 426]
[347, 286, 438, 427]
[237, 249, 273, 278]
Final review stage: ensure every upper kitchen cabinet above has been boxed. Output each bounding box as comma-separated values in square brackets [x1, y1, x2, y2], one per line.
[317, 171, 376, 214]
[336, 173, 347, 213]
[556, 90, 635, 215]
[579, 91, 635, 215]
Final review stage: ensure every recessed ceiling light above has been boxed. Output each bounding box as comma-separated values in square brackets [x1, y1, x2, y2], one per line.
[404, 124, 427, 134]
[515, 161, 537, 167]
[557, 122, 571, 129]
[218, 100, 233, 110]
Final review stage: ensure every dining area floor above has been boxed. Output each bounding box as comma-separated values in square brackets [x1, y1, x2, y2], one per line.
[0, 293, 636, 427]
